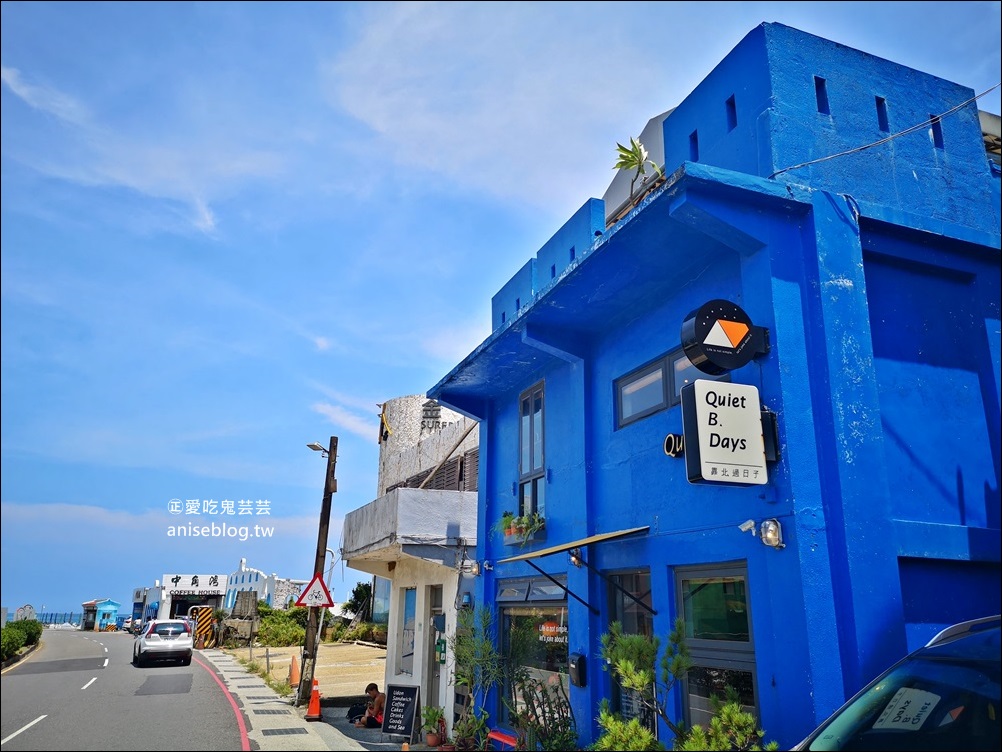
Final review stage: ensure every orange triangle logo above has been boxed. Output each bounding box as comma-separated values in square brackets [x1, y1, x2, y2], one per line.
[718, 319, 749, 347]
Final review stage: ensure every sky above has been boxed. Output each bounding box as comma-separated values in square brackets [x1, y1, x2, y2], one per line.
[2, 1, 1000, 617]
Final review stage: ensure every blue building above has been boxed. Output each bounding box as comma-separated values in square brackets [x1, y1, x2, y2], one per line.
[428, 22, 1000, 749]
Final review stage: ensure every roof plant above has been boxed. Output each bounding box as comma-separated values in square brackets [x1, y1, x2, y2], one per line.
[614, 136, 664, 202]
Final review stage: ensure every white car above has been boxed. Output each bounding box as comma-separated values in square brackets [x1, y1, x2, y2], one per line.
[132, 618, 194, 667]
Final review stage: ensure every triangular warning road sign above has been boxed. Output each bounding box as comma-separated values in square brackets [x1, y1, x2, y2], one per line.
[295, 573, 334, 608]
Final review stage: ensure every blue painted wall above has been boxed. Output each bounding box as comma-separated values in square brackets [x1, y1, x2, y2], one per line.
[490, 199, 606, 330]
[431, 22, 1000, 749]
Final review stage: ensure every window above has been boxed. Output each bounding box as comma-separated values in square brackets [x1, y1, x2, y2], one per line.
[499, 577, 569, 724]
[671, 349, 727, 400]
[930, 114, 944, 149]
[875, 96, 889, 132]
[615, 348, 729, 428]
[726, 95, 737, 132]
[609, 570, 655, 733]
[399, 587, 416, 675]
[676, 563, 758, 731]
[617, 361, 667, 426]
[518, 383, 545, 519]
[814, 76, 830, 115]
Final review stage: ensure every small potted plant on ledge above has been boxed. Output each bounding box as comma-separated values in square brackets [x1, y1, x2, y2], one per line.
[494, 510, 515, 539]
[505, 512, 546, 547]
[422, 705, 446, 747]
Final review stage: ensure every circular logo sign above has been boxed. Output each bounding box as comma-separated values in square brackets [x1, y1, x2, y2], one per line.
[681, 299, 758, 375]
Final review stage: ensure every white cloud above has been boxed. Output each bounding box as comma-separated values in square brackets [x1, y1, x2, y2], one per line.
[1, 64, 90, 125]
[2, 66, 283, 235]
[323, 2, 663, 218]
[311, 401, 378, 441]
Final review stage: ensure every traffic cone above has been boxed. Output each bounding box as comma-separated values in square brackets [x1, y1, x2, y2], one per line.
[305, 678, 322, 722]
[288, 655, 300, 688]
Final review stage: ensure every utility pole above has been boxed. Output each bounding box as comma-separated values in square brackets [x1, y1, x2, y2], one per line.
[297, 435, 338, 706]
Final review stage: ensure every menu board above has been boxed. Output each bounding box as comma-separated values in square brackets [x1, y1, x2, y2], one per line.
[380, 684, 420, 741]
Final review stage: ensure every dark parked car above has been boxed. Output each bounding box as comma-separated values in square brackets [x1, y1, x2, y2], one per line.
[794, 615, 1000, 751]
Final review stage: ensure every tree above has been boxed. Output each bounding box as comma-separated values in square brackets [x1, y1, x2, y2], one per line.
[448, 606, 503, 749]
[613, 136, 664, 203]
[345, 581, 372, 621]
[600, 618, 691, 741]
[676, 688, 778, 751]
[597, 618, 777, 750]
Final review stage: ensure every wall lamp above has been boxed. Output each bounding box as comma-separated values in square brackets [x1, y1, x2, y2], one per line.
[469, 561, 493, 577]
[738, 518, 785, 549]
[569, 548, 584, 568]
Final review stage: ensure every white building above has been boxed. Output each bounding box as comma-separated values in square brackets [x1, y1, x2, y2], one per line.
[223, 558, 308, 611]
[341, 396, 479, 727]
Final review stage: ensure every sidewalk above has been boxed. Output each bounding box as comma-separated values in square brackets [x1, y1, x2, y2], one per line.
[199, 641, 428, 751]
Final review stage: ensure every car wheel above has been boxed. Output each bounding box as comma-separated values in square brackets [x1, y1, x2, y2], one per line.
[135, 649, 145, 667]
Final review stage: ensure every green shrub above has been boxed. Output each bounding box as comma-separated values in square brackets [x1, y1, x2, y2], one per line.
[4, 620, 43, 646]
[284, 606, 310, 628]
[589, 704, 664, 751]
[256, 618, 305, 647]
[324, 620, 347, 642]
[1, 627, 27, 661]
[675, 689, 778, 751]
[343, 622, 374, 642]
[20, 620, 43, 645]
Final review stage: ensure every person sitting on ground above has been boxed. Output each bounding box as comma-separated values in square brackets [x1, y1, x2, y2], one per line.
[354, 682, 386, 728]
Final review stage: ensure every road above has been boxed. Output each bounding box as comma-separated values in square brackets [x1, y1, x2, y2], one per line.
[0, 629, 246, 751]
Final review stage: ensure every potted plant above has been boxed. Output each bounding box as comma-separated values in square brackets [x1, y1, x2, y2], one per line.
[526, 512, 545, 537]
[613, 136, 664, 206]
[452, 706, 489, 751]
[447, 607, 503, 750]
[493, 510, 516, 539]
[421, 705, 446, 747]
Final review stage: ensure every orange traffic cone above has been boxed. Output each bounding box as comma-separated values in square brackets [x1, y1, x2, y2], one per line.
[305, 678, 322, 722]
[288, 655, 300, 688]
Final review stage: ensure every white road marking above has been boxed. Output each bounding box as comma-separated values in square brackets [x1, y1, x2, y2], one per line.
[1, 715, 47, 745]
[82, 677, 97, 690]
[104, 647, 108, 652]
[103, 658, 109, 667]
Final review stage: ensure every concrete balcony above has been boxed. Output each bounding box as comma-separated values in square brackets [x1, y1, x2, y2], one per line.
[341, 487, 478, 573]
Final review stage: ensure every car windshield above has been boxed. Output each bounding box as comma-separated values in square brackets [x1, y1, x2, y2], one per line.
[803, 629, 1000, 751]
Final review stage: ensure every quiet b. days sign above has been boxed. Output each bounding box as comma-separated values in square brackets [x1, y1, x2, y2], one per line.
[681, 380, 768, 485]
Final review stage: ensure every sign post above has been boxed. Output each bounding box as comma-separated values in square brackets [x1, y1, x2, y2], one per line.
[297, 436, 338, 706]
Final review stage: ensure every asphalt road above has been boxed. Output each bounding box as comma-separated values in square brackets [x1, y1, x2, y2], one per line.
[1, 629, 246, 751]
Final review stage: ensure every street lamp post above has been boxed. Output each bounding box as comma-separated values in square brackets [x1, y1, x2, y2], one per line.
[297, 435, 338, 706]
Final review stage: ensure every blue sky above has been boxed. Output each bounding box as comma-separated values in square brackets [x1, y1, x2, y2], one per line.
[2, 1, 1000, 616]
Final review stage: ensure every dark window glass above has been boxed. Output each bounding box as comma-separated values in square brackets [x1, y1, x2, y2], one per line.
[677, 563, 758, 731]
[615, 349, 728, 429]
[519, 384, 545, 519]
[687, 666, 756, 729]
[609, 571, 655, 733]
[501, 605, 569, 723]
